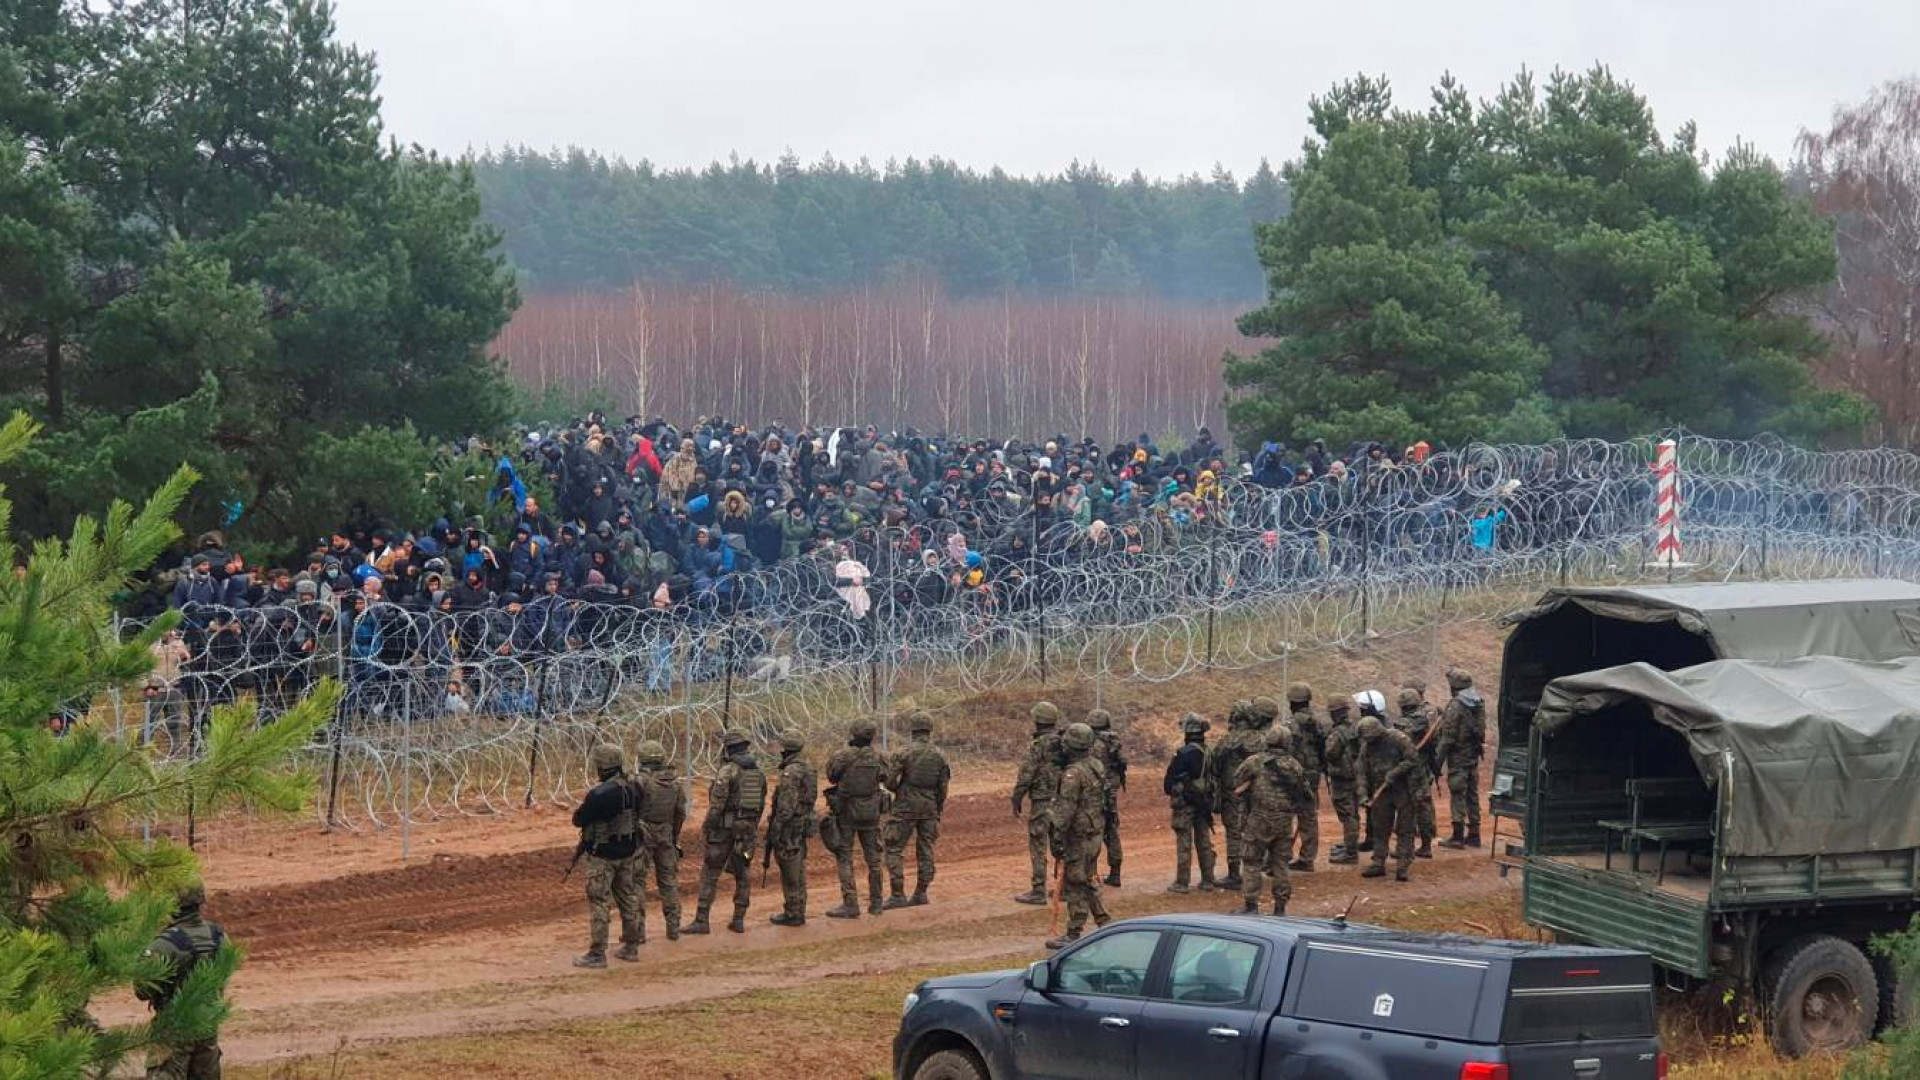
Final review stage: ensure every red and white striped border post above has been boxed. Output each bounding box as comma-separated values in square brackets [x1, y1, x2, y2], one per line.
[1652, 438, 1681, 567]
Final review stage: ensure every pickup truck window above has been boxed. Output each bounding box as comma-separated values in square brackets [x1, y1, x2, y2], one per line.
[1165, 934, 1260, 1005]
[1056, 930, 1160, 998]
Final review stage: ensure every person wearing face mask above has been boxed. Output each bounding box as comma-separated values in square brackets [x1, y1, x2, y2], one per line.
[169, 555, 222, 610]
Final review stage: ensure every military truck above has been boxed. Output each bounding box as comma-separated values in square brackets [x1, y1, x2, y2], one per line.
[1490, 579, 1920, 835]
[1520, 655, 1920, 1056]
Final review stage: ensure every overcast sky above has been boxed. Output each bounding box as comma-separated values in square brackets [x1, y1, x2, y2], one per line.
[331, 0, 1918, 180]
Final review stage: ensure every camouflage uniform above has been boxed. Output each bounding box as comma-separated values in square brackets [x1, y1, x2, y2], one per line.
[1162, 713, 1218, 892]
[1233, 726, 1311, 915]
[1321, 697, 1362, 863]
[634, 740, 690, 940]
[1209, 701, 1259, 889]
[1010, 702, 1064, 904]
[1278, 686, 1325, 868]
[1393, 687, 1439, 858]
[884, 711, 951, 906]
[1357, 715, 1419, 881]
[768, 730, 817, 925]
[1089, 709, 1127, 886]
[571, 744, 643, 966]
[1434, 668, 1487, 847]
[688, 730, 766, 934]
[1045, 723, 1111, 949]
[139, 885, 225, 1080]
[825, 719, 889, 917]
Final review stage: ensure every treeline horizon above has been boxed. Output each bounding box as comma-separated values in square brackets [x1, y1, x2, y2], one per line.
[471, 146, 1289, 301]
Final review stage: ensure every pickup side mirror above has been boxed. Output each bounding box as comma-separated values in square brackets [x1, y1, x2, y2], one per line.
[1025, 960, 1052, 992]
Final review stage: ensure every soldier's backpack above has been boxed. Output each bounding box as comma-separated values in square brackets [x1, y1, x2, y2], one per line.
[733, 763, 767, 819]
[904, 745, 945, 791]
[839, 750, 885, 824]
[149, 922, 226, 1005]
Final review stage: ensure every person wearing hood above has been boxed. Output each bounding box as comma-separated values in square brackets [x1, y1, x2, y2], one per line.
[584, 480, 617, 533]
[777, 499, 813, 562]
[660, 438, 699, 507]
[718, 490, 752, 537]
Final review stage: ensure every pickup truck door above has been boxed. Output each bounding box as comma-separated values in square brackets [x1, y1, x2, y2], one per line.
[1012, 928, 1163, 1080]
[1135, 930, 1268, 1080]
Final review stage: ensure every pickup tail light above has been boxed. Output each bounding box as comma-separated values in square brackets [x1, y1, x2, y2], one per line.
[1657, 1051, 1669, 1079]
[1460, 1065, 1509, 1080]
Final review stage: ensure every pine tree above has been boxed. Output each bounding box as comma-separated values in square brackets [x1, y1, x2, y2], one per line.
[0, 411, 337, 1079]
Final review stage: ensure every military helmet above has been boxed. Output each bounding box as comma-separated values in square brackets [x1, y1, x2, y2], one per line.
[720, 728, 750, 749]
[1357, 716, 1386, 739]
[779, 728, 807, 752]
[1031, 701, 1062, 728]
[176, 881, 207, 910]
[1326, 693, 1353, 715]
[1229, 699, 1254, 726]
[1400, 678, 1427, 695]
[1251, 697, 1281, 725]
[1062, 722, 1096, 752]
[1265, 725, 1294, 751]
[638, 739, 667, 763]
[590, 743, 624, 773]
[1447, 667, 1474, 690]
[1355, 689, 1387, 717]
[1397, 687, 1423, 710]
[1180, 712, 1210, 735]
[1086, 708, 1112, 731]
[1286, 681, 1312, 704]
[849, 718, 878, 741]
[908, 710, 934, 734]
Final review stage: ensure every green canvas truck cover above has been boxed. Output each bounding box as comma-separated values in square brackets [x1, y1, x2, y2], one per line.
[1504, 579, 1920, 663]
[1535, 656, 1920, 858]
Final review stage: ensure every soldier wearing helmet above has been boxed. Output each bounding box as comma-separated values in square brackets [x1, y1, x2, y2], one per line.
[1162, 713, 1220, 894]
[632, 739, 689, 940]
[1393, 685, 1439, 859]
[1356, 714, 1420, 882]
[570, 744, 643, 967]
[1045, 723, 1112, 949]
[1281, 682, 1326, 872]
[1321, 694, 1363, 863]
[884, 709, 950, 909]
[1232, 724, 1311, 915]
[688, 728, 766, 935]
[138, 881, 227, 1077]
[768, 729, 817, 927]
[1434, 668, 1487, 849]
[1210, 700, 1261, 890]
[1011, 702, 1066, 905]
[825, 717, 888, 918]
[1086, 709, 1127, 887]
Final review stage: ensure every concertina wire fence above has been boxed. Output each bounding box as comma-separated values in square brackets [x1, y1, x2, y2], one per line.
[101, 433, 1920, 839]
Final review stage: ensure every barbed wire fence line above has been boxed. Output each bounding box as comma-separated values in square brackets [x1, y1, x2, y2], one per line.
[105, 434, 1920, 856]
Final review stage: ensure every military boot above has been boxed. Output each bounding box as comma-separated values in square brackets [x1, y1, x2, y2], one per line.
[1415, 839, 1434, 859]
[1044, 930, 1081, 951]
[1240, 898, 1259, 915]
[883, 891, 915, 910]
[1466, 827, 1483, 848]
[1360, 865, 1386, 879]
[572, 950, 607, 969]
[868, 896, 885, 916]
[1289, 858, 1314, 873]
[1012, 888, 1049, 905]
[1357, 836, 1374, 853]
[665, 918, 681, 942]
[1103, 863, 1122, 888]
[1395, 867, 1411, 882]
[614, 942, 641, 962]
[682, 906, 712, 935]
[770, 912, 806, 927]
[1327, 846, 1359, 865]
[1271, 900, 1287, 916]
[1165, 881, 1190, 894]
[825, 897, 861, 919]
[727, 910, 747, 934]
[909, 889, 929, 907]
[1197, 871, 1219, 893]
[1219, 861, 1243, 891]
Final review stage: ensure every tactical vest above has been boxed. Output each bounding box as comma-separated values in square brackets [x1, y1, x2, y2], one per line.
[1291, 710, 1326, 774]
[583, 778, 639, 847]
[731, 763, 767, 819]
[903, 744, 945, 791]
[840, 748, 883, 798]
[1026, 734, 1063, 801]
[155, 920, 226, 1005]
[639, 772, 681, 828]
[1323, 725, 1357, 779]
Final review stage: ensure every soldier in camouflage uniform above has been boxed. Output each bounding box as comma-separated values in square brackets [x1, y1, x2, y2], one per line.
[1162, 713, 1219, 893]
[1321, 695, 1362, 864]
[1393, 686, 1439, 859]
[768, 729, 817, 926]
[1209, 700, 1259, 889]
[1233, 725, 1312, 915]
[1434, 668, 1487, 848]
[687, 728, 766, 935]
[1010, 702, 1064, 905]
[633, 739, 689, 940]
[884, 709, 950, 908]
[1045, 723, 1112, 950]
[1281, 684, 1325, 870]
[825, 717, 889, 918]
[570, 743, 644, 966]
[1088, 708, 1127, 887]
[1356, 711, 1419, 882]
[138, 883, 226, 1079]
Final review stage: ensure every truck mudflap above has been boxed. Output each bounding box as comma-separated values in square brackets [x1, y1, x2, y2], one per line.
[1524, 858, 1711, 978]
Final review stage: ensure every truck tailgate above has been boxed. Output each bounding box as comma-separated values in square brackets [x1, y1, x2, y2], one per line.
[1503, 951, 1660, 1079]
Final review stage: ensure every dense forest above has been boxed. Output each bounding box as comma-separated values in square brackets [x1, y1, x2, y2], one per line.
[470, 147, 1287, 300]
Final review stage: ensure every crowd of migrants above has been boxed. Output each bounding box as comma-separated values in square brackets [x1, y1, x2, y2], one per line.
[130, 413, 1636, 744]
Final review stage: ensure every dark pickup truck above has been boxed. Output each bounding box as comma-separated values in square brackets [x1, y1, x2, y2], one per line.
[893, 914, 1665, 1080]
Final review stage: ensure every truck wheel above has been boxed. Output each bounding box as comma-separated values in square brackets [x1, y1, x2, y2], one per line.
[1872, 952, 1917, 1034]
[1761, 935, 1878, 1057]
[913, 1048, 988, 1080]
